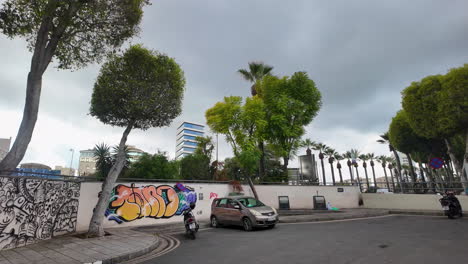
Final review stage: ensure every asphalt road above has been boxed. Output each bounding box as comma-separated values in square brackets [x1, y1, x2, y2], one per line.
[143, 215, 468, 264]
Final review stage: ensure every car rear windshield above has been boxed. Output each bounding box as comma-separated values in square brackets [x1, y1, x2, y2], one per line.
[236, 198, 265, 208]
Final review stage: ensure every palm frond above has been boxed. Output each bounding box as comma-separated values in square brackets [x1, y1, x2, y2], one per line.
[238, 69, 254, 82]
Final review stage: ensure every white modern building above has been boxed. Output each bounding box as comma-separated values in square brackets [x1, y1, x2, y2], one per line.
[176, 122, 205, 159]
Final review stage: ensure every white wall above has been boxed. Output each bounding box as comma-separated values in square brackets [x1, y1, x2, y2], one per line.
[362, 193, 468, 210]
[76, 182, 360, 232]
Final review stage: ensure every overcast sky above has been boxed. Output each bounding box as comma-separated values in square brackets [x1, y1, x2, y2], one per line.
[1, 0, 468, 180]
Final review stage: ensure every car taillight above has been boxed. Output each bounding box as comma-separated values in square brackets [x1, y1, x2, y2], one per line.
[187, 218, 193, 223]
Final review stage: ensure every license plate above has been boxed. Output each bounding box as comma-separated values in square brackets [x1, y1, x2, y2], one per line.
[442, 206, 449, 210]
[189, 223, 196, 229]
[268, 217, 276, 221]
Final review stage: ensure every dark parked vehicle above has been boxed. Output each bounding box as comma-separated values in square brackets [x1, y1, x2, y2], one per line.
[438, 192, 463, 219]
[183, 202, 199, 239]
[210, 196, 278, 231]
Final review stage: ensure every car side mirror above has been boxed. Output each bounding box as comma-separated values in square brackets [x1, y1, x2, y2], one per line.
[234, 204, 241, 210]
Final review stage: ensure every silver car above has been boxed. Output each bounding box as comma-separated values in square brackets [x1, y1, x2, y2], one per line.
[210, 196, 279, 231]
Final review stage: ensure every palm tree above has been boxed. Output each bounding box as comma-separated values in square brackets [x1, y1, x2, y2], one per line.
[343, 152, 354, 184]
[377, 132, 403, 185]
[324, 147, 338, 185]
[335, 153, 344, 184]
[346, 149, 362, 190]
[313, 143, 328, 185]
[301, 138, 316, 156]
[359, 154, 371, 190]
[238, 62, 274, 96]
[238, 62, 274, 181]
[367, 153, 377, 187]
[93, 143, 112, 179]
[377, 155, 390, 190]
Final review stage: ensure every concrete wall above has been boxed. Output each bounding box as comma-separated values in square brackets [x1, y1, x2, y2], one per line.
[76, 182, 360, 232]
[362, 193, 468, 210]
[0, 176, 80, 250]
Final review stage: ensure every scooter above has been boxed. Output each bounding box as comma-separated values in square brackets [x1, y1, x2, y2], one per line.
[438, 192, 463, 219]
[183, 203, 199, 239]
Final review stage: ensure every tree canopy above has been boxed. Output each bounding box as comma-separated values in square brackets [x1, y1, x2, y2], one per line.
[126, 152, 179, 180]
[0, 0, 150, 70]
[258, 72, 322, 168]
[90, 44, 185, 129]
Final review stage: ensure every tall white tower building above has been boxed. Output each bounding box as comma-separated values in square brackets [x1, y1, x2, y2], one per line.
[176, 122, 205, 159]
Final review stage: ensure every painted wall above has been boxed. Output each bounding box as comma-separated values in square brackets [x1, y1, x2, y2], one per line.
[76, 182, 360, 232]
[0, 177, 80, 250]
[362, 193, 468, 210]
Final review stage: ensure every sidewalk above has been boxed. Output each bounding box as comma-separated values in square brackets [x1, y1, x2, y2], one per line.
[278, 208, 390, 223]
[0, 228, 159, 264]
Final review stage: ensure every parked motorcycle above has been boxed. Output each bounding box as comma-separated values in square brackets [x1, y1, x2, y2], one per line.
[438, 192, 463, 219]
[183, 203, 199, 239]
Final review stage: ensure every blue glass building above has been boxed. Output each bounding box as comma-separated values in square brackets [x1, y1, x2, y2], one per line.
[176, 122, 205, 159]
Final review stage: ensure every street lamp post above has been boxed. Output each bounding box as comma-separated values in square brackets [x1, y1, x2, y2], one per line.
[69, 149, 74, 176]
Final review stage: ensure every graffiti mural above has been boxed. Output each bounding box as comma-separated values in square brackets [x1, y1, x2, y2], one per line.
[106, 183, 197, 223]
[209, 192, 218, 199]
[0, 177, 80, 250]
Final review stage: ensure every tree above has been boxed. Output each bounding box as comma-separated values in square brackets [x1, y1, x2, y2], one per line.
[377, 132, 403, 183]
[125, 152, 179, 180]
[377, 155, 390, 190]
[324, 147, 338, 185]
[194, 136, 214, 159]
[238, 62, 274, 180]
[0, 0, 150, 172]
[238, 62, 273, 96]
[93, 143, 130, 179]
[301, 138, 316, 156]
[388, 110, 428, 183]
[206, 96, 266, 199]
[346, 149, 362, 189]
[402, 67, 468, 187]
[334, 153, 344, 184]
[259, 72, 322, 178]
[93, 143, 112, 179]
[367, 153, 377, 187]
[87, 45, 185, 237]
[359, 154, 370, 190]
[179, 154, 211, 180]
[313, 143, 328, 185]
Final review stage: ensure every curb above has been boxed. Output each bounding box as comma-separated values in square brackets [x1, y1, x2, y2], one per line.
[102, 235, 160, 264]
[278, 212, 390, 223]
[388, 210, 444, 216]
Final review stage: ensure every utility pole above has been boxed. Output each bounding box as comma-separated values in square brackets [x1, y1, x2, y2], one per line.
[69, 149, 74, 176]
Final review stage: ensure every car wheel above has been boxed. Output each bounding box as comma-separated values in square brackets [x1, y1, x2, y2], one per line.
[211, 216, 219, 228]
[242, 217, 253, 231]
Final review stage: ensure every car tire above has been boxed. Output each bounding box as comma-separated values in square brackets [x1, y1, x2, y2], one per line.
[211, 216, 219, 228]
[242, 217, 253, 231]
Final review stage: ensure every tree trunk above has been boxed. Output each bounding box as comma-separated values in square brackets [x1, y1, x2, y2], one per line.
[382, 165, 390, 191]
[463, 130, 468, 193]
[247, 176, 259, 200]
[445, 138, 462, 176]
[406, 153, 417, 182]
[363, 163, 370, 190]
[371, 163, 377, 187]
[392, 150, 403, 182]
[337, 164, 343, 184]
[329, 162, 336, 186]
[88, 122, 134, 237]
[258, 141, 266, 180]
[0, 73, 42, 172]
[320, 157, 326, 185]
[355, 167, 362, 192]
[347, 163, 354, 185]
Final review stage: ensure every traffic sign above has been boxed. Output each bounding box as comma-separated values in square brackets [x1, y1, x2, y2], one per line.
[429, 157, 444, 169]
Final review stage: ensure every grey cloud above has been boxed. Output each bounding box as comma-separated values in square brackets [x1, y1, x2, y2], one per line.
[1, 0, 468, 162]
